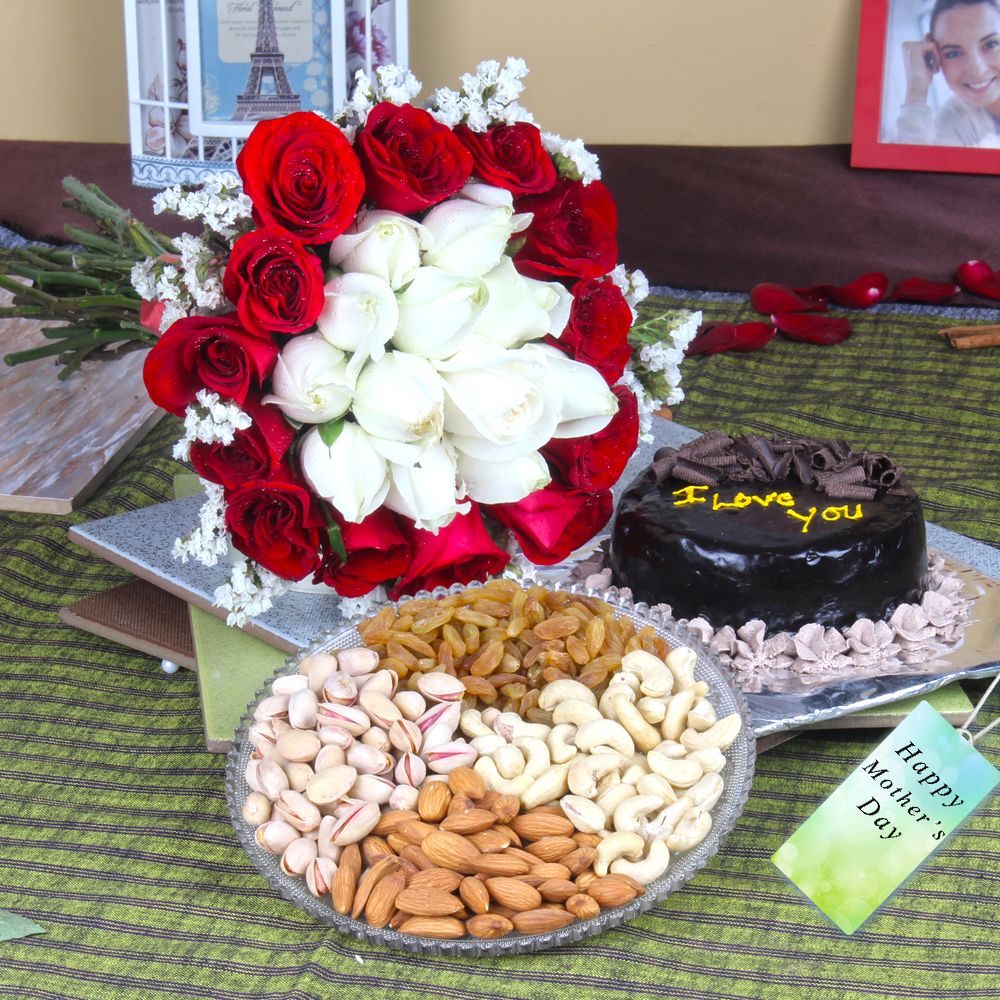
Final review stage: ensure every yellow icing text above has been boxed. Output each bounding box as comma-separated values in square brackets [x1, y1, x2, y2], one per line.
[672, 487, 864, 534]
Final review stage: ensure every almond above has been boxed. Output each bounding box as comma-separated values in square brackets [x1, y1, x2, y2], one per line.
[468, 828, 511, 853]
[459, 876, 490, 915]
[389, 908, 409, 930]
[538, 878, 578, 903]
[575, 871, 598, 891]
[471, 853, 532, 877]
[561, 846, 597, 875]
[517, 874, 546, 888]
[529, 863, 572, 881]
[511, 908, 576, 933]
[466, 913, 513, 939]
[407, 867, 464, 893]
[417, 781, 452, 822]
[421, 830, 481, 874]
[351, 855, 402, 919]
[566, 893, 601, 920]
[386, 833, 409, 855]
[448, 766, 486, 800]
[399, 819, 438, 844]
[331, 842, 361, 915]
[439, 808, 498, 835]
[395, 886, 464, 917]
[398, 916, 466, 939]
[364, 870, 405, 927]
[373, 809, 419, 836]
[447, 793, 476, 816]
[361, 835, 393, 867]
[511, 813, 574, 840]
[399, 844, 434, 870]
[489, 794, 521, 824]
[485, 877, 542, 912]
[572, 832, 603, 849]
[493, 824, 522, 847]
[503, 846, 539, 867]
[586, 876, 637, 909]
[605, 872, 646, 896]
[525, 836, 577, 862]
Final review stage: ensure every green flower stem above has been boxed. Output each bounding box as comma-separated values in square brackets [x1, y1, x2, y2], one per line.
[5, 328, 140, 366]
[3, 263, 107, 291]
[62, 225, 123, 256]
[0, 274, 60, 305]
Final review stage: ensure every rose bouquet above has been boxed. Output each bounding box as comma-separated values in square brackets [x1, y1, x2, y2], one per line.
[137, 60, 699, 624]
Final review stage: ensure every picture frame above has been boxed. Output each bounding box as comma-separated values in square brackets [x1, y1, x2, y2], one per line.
[123, 0, 409, 188]
[852, 0, 1000, 174]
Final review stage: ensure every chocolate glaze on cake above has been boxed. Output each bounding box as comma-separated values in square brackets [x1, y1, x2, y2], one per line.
[610, 432, 928, 633]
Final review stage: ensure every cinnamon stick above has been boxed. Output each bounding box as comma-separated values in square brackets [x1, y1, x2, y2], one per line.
[936, 324, 1000, 350]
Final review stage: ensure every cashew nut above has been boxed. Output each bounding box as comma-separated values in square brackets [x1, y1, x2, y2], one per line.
[612, 793, 666, 834]
[595, 768, 622, 796]
[687, 773, 724, 811]
[687, 698, 717, 733]
[647, 795, 694, 839]
[647, 751, 704, 788]
[595, 831, 645, 876]
[481, 706, 501, 727]
[612, 693, 662, 752]
[470, 733, 507, 755]
[520, 762, 570, 810]
[596, 782, 638, 820]
[680, 712, 743, 752]
[460, 708, 493, 739]
[653, 739, 687, 759]
[661, 689, 696, 742]
[492, 743, 526, 779]
[665, 647, 696, 688]
[688, 747, 726, 774]
[636, 772, 678, 804]
[538, 679, 597, 711]
[552, 699, 603, 727]
[621, 760, 650, 786]
[568, 752, 622, 798]
[599, 680, 635, 718]
[560, 794, 607, 834]
[547, 723, 578, 764]
[610, 837, 670, 885]
[473, 757, 533, 797]
[575, 718, 635, 757]
[636, 697, 667, 725]
[621, 649, 673, 698]
[667, 807, 712, 852]
[691, 681, 710, 698]
[513, 736, 551, 777]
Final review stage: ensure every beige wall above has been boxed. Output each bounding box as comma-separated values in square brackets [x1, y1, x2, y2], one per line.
[1, 0, 862, 145]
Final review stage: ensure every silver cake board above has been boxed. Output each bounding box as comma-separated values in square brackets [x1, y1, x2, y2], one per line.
[67, 420, 1000, 735]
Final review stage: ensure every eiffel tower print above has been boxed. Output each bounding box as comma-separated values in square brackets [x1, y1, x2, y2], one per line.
[233, 0, 302, 120]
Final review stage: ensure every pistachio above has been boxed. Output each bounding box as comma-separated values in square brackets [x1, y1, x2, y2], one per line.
[395, 751, 427, 787]
[360, 727, 392, 753]
[247, 721, 278, 750]
[347, 742, 394, 776]
[316, 815, 341, 860]
[242, 791, 271, 826]
[316, 703, 371, 736]
[389, 783, 421, 811]
[423, 722, 458, 754]
[255, 819, 298, 855]
[415, 701, 461, 735]
[416, 672, 466, 704]
[257, 758, 290, 800]
[352, 773, 395, 804]
[359, 689, 402, 729]
[388, 719, 423, 755]
[317, 725, 355, 749]
[336, 646, 380, 677]
[287, 688, 319, 730]
[299, 651, 339, 692]
[253, 694, 289, 723]
[306, 764, 358, 805]
[330, 800, 381, 845]
[305, 857, 337, 897]
[314, 744, 347, 771]
[357, 668, 398, 699]
[274, 790, 322, 833]
[275, 729, 321, 763]
[393, 690, 426, 721]
[424, 740, 478, 774]
[322, 672, 359, 706]
[272, 674, 310, 697]
[283, 762, 314, 793]
[281, 837, 317, 876]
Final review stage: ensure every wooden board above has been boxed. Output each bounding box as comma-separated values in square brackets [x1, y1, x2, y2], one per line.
[0, 289, 162, 513]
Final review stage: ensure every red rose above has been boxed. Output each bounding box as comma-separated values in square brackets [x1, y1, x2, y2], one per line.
[356, 103, 473, 214]
[514, 179, 618, 281]
[487, 486, 613, 565]
[225, 479, 324, 581]
[550, 277, 633, 384]
[237, 111, 365, 243]
[543, 386, 639, 490]
[189, 397, 296, 490]
[223, 227, 326, 337]
[454, 122, 557, 197]
[314, 507, 411, 598]
[143, 314, 278, 416]
[388, 504, 510, 600]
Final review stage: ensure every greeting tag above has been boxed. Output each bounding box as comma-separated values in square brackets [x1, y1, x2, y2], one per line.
[772, 700, 998, 934]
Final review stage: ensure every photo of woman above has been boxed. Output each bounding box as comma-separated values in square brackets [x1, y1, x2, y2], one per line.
[889, 0, 1000, 146]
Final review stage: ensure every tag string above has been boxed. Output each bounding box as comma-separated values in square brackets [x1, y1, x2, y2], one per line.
[957, 672, 1000, 745]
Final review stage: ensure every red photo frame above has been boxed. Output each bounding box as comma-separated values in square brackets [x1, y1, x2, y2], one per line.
[852, 0, 1000, 173]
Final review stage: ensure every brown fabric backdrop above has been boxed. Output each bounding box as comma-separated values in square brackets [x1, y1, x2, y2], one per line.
[2, 140, 999, 295]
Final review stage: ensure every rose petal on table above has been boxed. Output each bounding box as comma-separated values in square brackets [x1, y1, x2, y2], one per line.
[886, 276, 960, 303]
[956, 260, 1000, 300]
[750, 283, 827, 315]
[685, 321, 776, 355]
[809, 272, 888, 308]
[772, 313, 852, 345]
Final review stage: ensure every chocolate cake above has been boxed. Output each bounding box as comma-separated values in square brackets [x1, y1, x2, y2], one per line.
[610, 432, 928, 634]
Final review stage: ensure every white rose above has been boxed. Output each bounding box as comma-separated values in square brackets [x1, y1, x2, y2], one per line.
[421, 184, 532, 278]
[436, 338, 561, 461]
[300, 423, 389, 524]
[457, 449, 551, 505]
[537, 345, 620, 438]
[393, 266, 488, 360]
[315, 271, 399, 380]
[328, 210, 431, 289]
[262, 334, 353, 424]
[351, 350, 445, 464]
[474, 256, 572, 348]
[384, 440, 470, 532]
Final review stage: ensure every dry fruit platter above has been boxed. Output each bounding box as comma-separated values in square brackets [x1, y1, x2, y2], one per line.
[226, 581, 755, 954]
